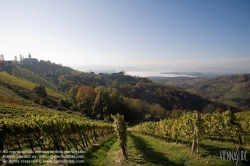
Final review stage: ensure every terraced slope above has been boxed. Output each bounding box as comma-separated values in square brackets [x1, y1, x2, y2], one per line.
[0, 71, 62, 99]
[11, 66, 57, 91]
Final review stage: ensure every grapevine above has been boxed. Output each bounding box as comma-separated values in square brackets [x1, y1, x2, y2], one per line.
[111, 113, 128, 159]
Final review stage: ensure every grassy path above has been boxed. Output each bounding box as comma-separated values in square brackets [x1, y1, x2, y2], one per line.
[85, 132, 187, 165]
[84, 134, 117, 166]
[84, 132, 250, 166]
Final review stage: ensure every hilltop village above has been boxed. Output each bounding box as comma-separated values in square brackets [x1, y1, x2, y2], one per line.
[0, 53, 126, 76]
[0, 53, 38, 69]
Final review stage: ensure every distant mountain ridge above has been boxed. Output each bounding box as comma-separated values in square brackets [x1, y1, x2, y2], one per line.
[150, 74, 250, 110]
[178, 67, 250, 75]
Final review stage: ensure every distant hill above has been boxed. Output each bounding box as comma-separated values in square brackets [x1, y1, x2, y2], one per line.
[150, 74, 250, 110]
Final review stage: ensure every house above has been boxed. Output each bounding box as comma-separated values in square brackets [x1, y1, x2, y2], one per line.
[111, 71, 125, 76]
[118, 71, 125, 75]
[4, 61, 13, 67]
[89, 69, 94, 75]
[111, 73, 119, 76]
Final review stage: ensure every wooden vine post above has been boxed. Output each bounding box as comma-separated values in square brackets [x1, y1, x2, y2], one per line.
[111, 114, 128, 159]
[191, 112, 200, 154]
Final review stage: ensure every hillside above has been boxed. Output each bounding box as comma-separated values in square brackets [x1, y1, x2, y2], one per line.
[149, 74, 250, 110]
[0, 60, 243, 124]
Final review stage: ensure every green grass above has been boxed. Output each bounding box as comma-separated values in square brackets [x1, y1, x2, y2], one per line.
[216, 83, 247, 107]
[222, 91, 247, 99]
[126, 132, 180, 166]
[230, 83, 243, 92]
[83, 132, 250, 166]
[222, 100, 238, 107]
[3, 131, 249, 165]
[0, 71, 36, 90]
[218, 83, 246, 99]
[84, 134, 117, 166]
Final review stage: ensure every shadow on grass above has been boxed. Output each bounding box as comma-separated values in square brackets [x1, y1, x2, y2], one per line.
[199, 142, 250, 166]
[71, 134, 117, 166]
[129, 132, 180, 166]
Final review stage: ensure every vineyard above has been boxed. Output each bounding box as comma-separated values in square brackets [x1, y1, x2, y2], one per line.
[133, 111, 250, 148]
[0, 71, 62, 99]
[83, 111, 250, 165]
[0, 88, 31, 106]
[84, 131, 250, 166]
[11, 67, 57, 91]
[0, 114, 113, 152]
[0, 103, 114, 164]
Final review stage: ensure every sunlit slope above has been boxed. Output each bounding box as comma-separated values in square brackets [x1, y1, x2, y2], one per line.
[154, 74, 250, 110]
[220, 83, 248, 107]
[0, 102, 79, 118]
[12, 66, 57, 91]
[0, 86, 36, 106]
[0, 71, 62, 99]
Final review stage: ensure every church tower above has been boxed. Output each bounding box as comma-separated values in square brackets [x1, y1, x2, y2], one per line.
[0, 54, 4, 61]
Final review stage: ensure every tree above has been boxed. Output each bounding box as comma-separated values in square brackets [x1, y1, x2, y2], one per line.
[92, 87, 124, 119]
[20, 55, 23, 62]
[202, 104, 214, 114]
[75, 86, 96, 102]
[14, 56, 18, 66]
[75, 86, 96, 116]
[68, 86, 79, 103]
[34, 86, 47, 98]
[0, 55, 4, 67]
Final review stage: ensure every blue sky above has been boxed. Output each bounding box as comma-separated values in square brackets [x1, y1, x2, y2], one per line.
[1, 0, 250, 71]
